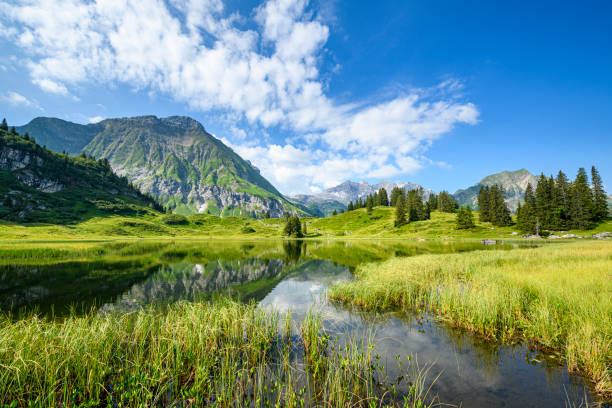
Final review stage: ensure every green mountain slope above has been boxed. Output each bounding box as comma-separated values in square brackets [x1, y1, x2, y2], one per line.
[453, 169, 538, 212]
[0, 127, 162, 223]
[16, 117, 102, 155]
[19, 115, 304, 217]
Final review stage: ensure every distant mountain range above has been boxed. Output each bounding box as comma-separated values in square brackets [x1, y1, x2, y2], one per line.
[18, 116, 304, 217]
[291, 180, 434, 216]
[453, 169, 538, 212]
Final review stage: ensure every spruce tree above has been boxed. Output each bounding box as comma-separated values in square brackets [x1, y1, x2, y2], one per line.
[555, 170, 570, 228]
[591, 166, 608, 221]
[366, 195, 373, 213]
[456, 205, 475, 229]
[517, 184, 537, 234]
[0, 118, 7, 131]
[569, 168, 592, 229]
[379, 188, 389, 206]
[535, 174, 552, 229]
[489, 185, 512, 226]
[265, 210, 270, 219]
[394, 194, 407, 227]
[437, 191, 456, 213]
[373, 191, 380, 207]
[427, 193, 438, 213]
[332, 209, 338, 216]
[347, 201, 354, 211]
[390, 187, 404, 207]
[477, 186, 491, 222]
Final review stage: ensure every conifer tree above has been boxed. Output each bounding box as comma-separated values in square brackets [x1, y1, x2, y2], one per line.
[477, 186, 491, 222]
[394, 193, 407, 227]
[379, 188, 389, 206]
[373, 191, 380, 207]
[591, 166, 608, 221]
[456, 205, 475, 229]
[535, 174, 552, 229]
[347, 201, 354, 211]
[489, 185, 512, 226]
[302, 222, 307, 235]
[569, 168, 592, 229]
[437, 191, 456, 213]
[390, 187, 405, 207]
[427, 193, 438, 212]
[0, 118, 7, 131]
[265, 210, 270, 219]
[517, 183, 537, 234]
[332, 209, 338, 216]
[555, 170, 570, 228]
[283, 215, 303, 237]
[366, 195, 373, 213]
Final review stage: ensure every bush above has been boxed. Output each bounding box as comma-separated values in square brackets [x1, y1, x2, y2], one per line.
[161, 214, 189, 225]
[241, 226, 256, 233]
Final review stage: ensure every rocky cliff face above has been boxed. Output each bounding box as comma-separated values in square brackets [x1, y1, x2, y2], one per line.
[0, 147, 65, 192]
[453, 169, 538, 212]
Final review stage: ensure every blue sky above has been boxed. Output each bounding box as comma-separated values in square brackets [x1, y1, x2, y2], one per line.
[1, 0, 610, 195]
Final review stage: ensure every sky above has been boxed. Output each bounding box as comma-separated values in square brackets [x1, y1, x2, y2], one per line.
[0, 0, 611, 195]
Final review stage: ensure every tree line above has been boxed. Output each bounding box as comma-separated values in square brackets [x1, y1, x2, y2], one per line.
[477, 185, 512, 226]
[516, 166, 608, 234]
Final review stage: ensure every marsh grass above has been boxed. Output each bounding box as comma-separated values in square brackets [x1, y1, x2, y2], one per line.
[330, 241, 612, 397]
[0, 299, 437, 407]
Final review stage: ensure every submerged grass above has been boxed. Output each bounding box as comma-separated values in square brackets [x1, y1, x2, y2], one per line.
[0, 299, 436, 407]
[330, 241, 612, 397]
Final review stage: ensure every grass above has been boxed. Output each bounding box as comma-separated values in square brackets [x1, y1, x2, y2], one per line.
[0, 299, 436, 407]
[330, 240, 612, 397]
[2, 207, 610, 241]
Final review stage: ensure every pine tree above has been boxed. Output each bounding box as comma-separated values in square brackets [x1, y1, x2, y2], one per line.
[366, 195, 373, 213]
[332, 209, 338, 216]
[437, 191, 456, 213]
[427, 193, 438, 213]
[9, 126, 17, 135]
[456, 205, 475, 229]
[265, 210, 270, 219]
[489, 185, 512, 226]
[390, 187, 404, 207]
[535, 174, 552, 229]
[569, 168, 592, 229]
[477, 186, 491, 222]
[517, 184, 537, 234]
[555, 170, 570, 229]
[373, 191, 380, 207]
[347, 201, 354, 211]
[591, 166, 608, 221]
[379, 188, 389, 206]
[0, 118, 7, 131]
[394, 193, 407, 227]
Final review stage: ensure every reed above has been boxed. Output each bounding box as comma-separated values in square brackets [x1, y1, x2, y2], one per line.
[330, 241, 612, 397]
[0, 299, 436, 407]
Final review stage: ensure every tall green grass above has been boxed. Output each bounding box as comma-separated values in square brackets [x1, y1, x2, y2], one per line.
[330, 241, 612, 397]
[0, 299, 436, 407]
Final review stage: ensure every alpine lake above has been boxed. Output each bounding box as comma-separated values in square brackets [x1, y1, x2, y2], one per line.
[1, 239, 607, 407]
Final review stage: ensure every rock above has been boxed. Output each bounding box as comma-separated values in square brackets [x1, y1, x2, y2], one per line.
[561, 234, 582, 239]
[482, 239, 501, 245]
[511, 231, 518, 235]
[417, 238, 426, 242]
[525, 235, 542, 239]
[548, 235, 562, 239]
[593, 232, 612, 239]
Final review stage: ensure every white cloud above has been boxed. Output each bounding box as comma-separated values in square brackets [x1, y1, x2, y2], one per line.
[88, 116, 104, 123]
[0, 90, 42, 110]
[0, 0, 479, 194]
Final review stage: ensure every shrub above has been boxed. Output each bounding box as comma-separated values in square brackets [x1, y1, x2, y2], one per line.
[161, 214, 189, 225]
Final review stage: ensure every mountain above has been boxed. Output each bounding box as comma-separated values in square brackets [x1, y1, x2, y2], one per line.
[453, 169, 538, 212]
[292, 180, 433, 216]
[0, 127, 161, 223]
[16, 117, 102, 155]
[18, 115, 302, 217]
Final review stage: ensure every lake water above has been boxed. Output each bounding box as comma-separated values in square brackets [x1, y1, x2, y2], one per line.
[0, 239, 606, 407]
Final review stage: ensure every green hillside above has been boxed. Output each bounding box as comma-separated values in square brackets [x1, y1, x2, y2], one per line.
[19, 115, 306, 217]
[0, 127, 162, 223]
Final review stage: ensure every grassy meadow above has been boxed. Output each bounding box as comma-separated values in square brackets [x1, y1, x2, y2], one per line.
[1, 207, 611, 241]
[0, 299, 435, 407]
[330, 240, 612, 397]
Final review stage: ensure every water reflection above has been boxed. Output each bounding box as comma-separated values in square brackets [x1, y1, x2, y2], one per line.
[0, 239, 602, 407]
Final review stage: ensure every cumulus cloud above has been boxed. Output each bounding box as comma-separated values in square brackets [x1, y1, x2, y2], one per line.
[0, 90, 41, 110]
[0, 0, 479, 194]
